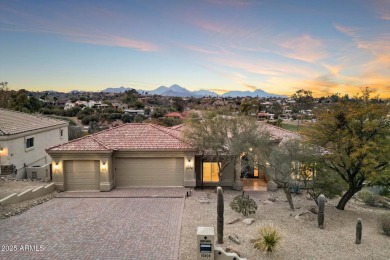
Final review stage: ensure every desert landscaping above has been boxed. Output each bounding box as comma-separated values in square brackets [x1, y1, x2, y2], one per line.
[179, 188, 390, 260]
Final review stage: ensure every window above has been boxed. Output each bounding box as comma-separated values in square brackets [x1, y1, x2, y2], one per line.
[60, 129, 64, 138]
[202, 162, 220, 182]
[26, 137, 34, 149]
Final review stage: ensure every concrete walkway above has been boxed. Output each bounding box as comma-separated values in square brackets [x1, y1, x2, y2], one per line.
[0, 189, 185, 259]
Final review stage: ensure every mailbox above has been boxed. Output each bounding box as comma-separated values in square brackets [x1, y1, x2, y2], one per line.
[197, 226, 247, 260]
[197, 227, 215, 260]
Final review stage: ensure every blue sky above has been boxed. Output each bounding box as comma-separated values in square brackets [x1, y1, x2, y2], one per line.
[0, 0, 389, 97]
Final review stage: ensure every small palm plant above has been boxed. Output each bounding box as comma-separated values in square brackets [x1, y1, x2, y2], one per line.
[253, 224, 282, 253]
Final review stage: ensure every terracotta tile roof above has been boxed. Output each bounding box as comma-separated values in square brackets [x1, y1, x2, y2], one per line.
[49, 135, 111, 152]
[48, 123, 194, 152]
[165, 112, 185, 119]
[0, 109, 67, 136]
[257, 122, 299, 141]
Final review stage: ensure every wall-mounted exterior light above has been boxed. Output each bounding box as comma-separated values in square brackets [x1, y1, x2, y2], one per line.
[101, 161, 108, 172]
[186, 159, 193, 170]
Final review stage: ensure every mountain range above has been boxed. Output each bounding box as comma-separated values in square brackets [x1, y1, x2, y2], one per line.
[101, 84, 286, 98]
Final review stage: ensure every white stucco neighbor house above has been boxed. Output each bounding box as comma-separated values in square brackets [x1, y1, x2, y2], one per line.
[0, 109, 69, 179]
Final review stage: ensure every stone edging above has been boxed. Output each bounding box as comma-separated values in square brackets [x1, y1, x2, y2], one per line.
[0, 183, 55, 206]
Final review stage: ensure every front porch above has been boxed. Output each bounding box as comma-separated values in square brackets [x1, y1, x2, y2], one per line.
[241, 178, 267, 191]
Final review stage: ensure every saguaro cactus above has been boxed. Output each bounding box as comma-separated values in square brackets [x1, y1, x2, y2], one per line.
[356, 218, 362, 244]
[217, 186, 224, 244]
[318, 194, 325, 229]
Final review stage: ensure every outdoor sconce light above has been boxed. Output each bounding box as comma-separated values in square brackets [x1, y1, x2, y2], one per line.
[54, 162, 59, 172]
[186, 159, 193, 170]
[101, 161, 107, 172]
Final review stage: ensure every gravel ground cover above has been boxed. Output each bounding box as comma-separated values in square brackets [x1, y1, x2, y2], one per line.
[179, 188, 390, 260]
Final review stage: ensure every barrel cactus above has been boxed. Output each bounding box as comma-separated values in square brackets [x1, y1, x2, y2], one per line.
[217, 186, 224, 244]
[356, 218, 362, 244]
[318, 194, 325, 229]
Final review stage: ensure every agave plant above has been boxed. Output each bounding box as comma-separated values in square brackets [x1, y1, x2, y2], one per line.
[253, 224, 282, 253]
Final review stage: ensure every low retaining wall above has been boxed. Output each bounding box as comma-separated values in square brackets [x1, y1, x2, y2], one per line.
[0, 183, 55, 206]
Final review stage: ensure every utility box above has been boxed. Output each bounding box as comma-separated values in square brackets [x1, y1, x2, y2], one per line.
[26, 163, 51, 181]
[197, 227, 214, 260]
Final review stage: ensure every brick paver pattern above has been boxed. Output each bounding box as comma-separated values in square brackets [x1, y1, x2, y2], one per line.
[0, 193, 184, 259]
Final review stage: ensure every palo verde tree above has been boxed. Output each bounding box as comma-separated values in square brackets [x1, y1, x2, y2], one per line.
[183, 112, 271, 186]
[302, 88, 390, 210]
[267, 139, 315, 210]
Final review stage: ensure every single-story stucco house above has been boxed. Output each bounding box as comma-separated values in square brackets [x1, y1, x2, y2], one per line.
[47, 122, 298, 192]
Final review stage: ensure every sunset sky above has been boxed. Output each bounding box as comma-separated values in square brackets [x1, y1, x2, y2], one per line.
[0, 0, 389, 97]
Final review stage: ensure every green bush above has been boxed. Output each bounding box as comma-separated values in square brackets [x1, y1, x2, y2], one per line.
[380, 213, 390, 236]
[230, 192, 257, 216]
[253, 224, 282, 253]
[358, 190, 379, 206]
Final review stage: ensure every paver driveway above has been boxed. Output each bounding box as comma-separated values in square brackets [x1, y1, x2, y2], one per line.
[0, 189, 185, 260]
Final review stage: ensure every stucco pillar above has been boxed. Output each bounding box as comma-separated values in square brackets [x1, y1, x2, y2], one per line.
[99, 159, 113, 191]
[184, 155, 196, 187]
[52, 160, 65, 191]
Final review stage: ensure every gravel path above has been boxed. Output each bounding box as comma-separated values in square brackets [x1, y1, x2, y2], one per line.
[179, 188, 390, 260]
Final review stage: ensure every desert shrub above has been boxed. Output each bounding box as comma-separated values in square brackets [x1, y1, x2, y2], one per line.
[380, 213, 390, 236]
[108, 113, 122, 121]
[81, 115, 99, 125]
[68, 126, 83, 140]
[230, 192, 257, 216]
[358, 190, 379, 206]
[253, 224, 282, 253]
[122, 114, 133, 123]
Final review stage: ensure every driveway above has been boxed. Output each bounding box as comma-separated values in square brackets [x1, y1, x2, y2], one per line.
[0, 188, 185, 259]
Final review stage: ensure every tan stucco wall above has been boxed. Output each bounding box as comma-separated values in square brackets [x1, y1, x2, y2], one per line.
[0, 125, 68, 178]
[48, 149, 196, 191]
[49, 152, 112, 191]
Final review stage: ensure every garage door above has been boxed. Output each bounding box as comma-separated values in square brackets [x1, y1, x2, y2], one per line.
[64, 160, 100, 191]
[115, 158, 184, 187]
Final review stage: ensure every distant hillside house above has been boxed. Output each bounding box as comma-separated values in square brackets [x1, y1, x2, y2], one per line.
[124, 109, 145, 116]
[0, 109, 68, 179]
[165, 112, 185, 120]
[257, 112, 274, 121]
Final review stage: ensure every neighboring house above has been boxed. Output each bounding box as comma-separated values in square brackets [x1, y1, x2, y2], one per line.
[257, 112, 274, 121]
[46, 121, 298, 192]
[0, 109, 69, 179]
[124, 109, 145, 115]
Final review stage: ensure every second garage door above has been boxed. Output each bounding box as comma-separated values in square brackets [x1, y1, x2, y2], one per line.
[115, 158, 184, 187]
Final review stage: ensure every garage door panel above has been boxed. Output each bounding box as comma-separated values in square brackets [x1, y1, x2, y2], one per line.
[64, 160, 100, 191]
[116, 158, 184, 187]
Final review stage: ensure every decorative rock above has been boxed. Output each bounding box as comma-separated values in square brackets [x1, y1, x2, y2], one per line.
[268, 194, 276, 202]
[267, 180, 278, 191]
[308, 205, 319, 214]
[228, 218, 241, 224]
[225, 247, 241, 257]
[228, 234, 240, 244]
[295, 210, 316, 222]
[242, 218, 255, 225]
[262, 200, 273, 205]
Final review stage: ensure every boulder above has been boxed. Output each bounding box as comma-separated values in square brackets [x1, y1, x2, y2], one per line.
[242, 218, 255, 225]
[267, 180, 278, 191]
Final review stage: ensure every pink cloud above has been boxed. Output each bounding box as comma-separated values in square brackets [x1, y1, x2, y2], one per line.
[277, 35, 327, 63]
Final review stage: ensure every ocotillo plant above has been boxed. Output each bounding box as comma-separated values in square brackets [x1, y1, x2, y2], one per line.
[217, 186, 224, 244]
[356, 218, 362, 244]
[318, 194, 325, 229]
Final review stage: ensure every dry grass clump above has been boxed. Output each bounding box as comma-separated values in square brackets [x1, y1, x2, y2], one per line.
[380, 213, 390, 236]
